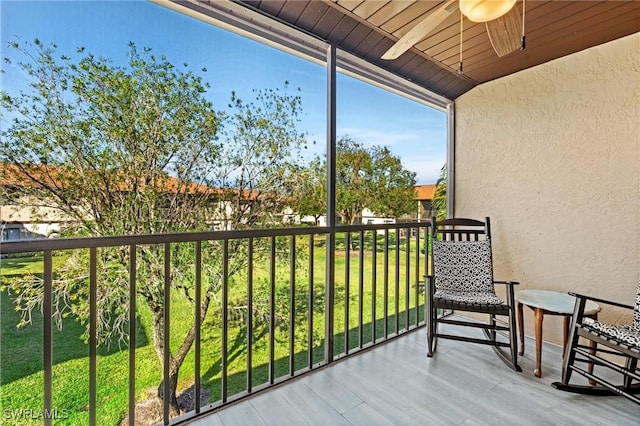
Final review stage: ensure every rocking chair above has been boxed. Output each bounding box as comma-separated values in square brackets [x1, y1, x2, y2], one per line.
[551, 283, 640, 404]
[426, 217, 521, 372]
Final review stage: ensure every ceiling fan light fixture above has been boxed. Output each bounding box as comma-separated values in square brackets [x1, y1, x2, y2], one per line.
[459, 0, 517, 23]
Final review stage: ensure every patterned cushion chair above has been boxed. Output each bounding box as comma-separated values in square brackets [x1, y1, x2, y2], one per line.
[426, 217, 521, 372]
[552, 283, 640, 404]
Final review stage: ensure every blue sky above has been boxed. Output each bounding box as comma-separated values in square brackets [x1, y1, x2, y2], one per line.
[0, 0, 446, 184]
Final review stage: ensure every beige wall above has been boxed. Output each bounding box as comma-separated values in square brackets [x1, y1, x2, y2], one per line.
[454, 33, 640, 345]
[1, 195, 73, 238]
[1, 195, 70, 223]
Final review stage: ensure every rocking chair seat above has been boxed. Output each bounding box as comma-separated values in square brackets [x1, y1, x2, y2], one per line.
[582, 317, 640, 350]
[434, 290, 505, 306]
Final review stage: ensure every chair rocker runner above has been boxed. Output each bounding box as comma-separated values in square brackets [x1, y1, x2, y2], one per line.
[426, 217, 521, 372]
[552, 284, 640, 405]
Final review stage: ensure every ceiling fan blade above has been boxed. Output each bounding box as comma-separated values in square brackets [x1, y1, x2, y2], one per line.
[485, 5, 521, 57]
[382, 0, 458, 60]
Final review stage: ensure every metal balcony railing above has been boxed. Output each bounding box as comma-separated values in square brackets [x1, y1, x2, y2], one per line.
[0, 221, 430, 425]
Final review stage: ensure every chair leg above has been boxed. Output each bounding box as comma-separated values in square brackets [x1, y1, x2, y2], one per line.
[624, 357, 638, 389]
[560, 337, 575, 384]
[500, 286, 521, 372]
[489, 313, 497, 342]
[427, 320, 438, 357]
[426, 307, 433, 357]
[587, 339, 597, 386]
[426, 278, 437, 357]
[560, 300, 586, 385]
[427, 307, 437, 357]
[481, 310, 521, 372]
[508, 305, 520, 372]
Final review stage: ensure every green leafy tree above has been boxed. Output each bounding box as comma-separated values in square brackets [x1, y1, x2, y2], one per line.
[433, 163, 447, 220]
[0, 40, 306, 417]
[335, 136, 416, 225]
[289, 156, 326, 225]
[288, 137, 416, 225]
[211, 85, 307, 227]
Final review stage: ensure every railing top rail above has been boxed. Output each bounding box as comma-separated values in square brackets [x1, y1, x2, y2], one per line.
[0, 221, 431, 254]
[0, 226, 323, 254]
[336, 221, 429, 233]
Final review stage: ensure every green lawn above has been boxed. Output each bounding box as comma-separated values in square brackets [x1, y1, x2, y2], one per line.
[0, 233, 427, 425]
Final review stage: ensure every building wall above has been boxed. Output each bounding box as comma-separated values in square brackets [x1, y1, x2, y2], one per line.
[454, 33, 640, 345]
[1, 195, 69, 239]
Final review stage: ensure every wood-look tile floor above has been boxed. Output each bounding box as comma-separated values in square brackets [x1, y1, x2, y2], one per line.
[186, 321, 638, 425]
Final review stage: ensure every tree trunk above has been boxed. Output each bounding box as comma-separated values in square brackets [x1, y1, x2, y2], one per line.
[157, 371, 180, 413]
[150, 308, 181, 414]
[149, 294, 212, 416]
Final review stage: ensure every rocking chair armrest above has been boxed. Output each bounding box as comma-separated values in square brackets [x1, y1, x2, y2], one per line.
[493, 280, 519, 286]
[568, 292, 634, 311]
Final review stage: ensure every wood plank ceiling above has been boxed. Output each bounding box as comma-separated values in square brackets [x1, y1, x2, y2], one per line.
[240, 1, 640, 100]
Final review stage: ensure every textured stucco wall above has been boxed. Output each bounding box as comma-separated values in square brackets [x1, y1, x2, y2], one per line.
[454, 33, 640, 345]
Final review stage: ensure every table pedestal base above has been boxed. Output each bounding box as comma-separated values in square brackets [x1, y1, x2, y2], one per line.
[517, 303, 598, 378]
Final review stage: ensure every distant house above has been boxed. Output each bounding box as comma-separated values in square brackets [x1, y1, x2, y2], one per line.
[0, 163, 273, 240]
[361, 207, 395, 225]
[358, 185, 438, 236]
[1, 162, 441, 239]
[414, 184, 438, 221]
[298, 184, 440, 226]
[0, 165, 75, 240]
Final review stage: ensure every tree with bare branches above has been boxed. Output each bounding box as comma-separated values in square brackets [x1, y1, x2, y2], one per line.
[0, 40, 307, 416]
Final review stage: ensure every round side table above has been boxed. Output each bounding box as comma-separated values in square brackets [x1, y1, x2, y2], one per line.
[515, 289, 601, 378]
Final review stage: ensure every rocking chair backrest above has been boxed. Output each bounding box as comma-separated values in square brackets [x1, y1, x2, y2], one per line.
[431, 217, 491, 242]
[432, 239, 495, 294]
[431, 217, 495, 295]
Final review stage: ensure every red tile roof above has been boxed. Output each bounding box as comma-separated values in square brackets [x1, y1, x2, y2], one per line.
[0, 163, 259, 199]
[414, 184, 436, 200]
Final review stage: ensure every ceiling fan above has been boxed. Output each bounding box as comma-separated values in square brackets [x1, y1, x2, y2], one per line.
[381, 0, 524, 61]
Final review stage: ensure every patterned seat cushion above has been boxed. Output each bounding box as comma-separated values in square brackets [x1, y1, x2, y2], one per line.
[434, 290, 504, 305]
[582, 318, 640, 350]
[581, 283, 640, 350]
[432, 238, 502, 305]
